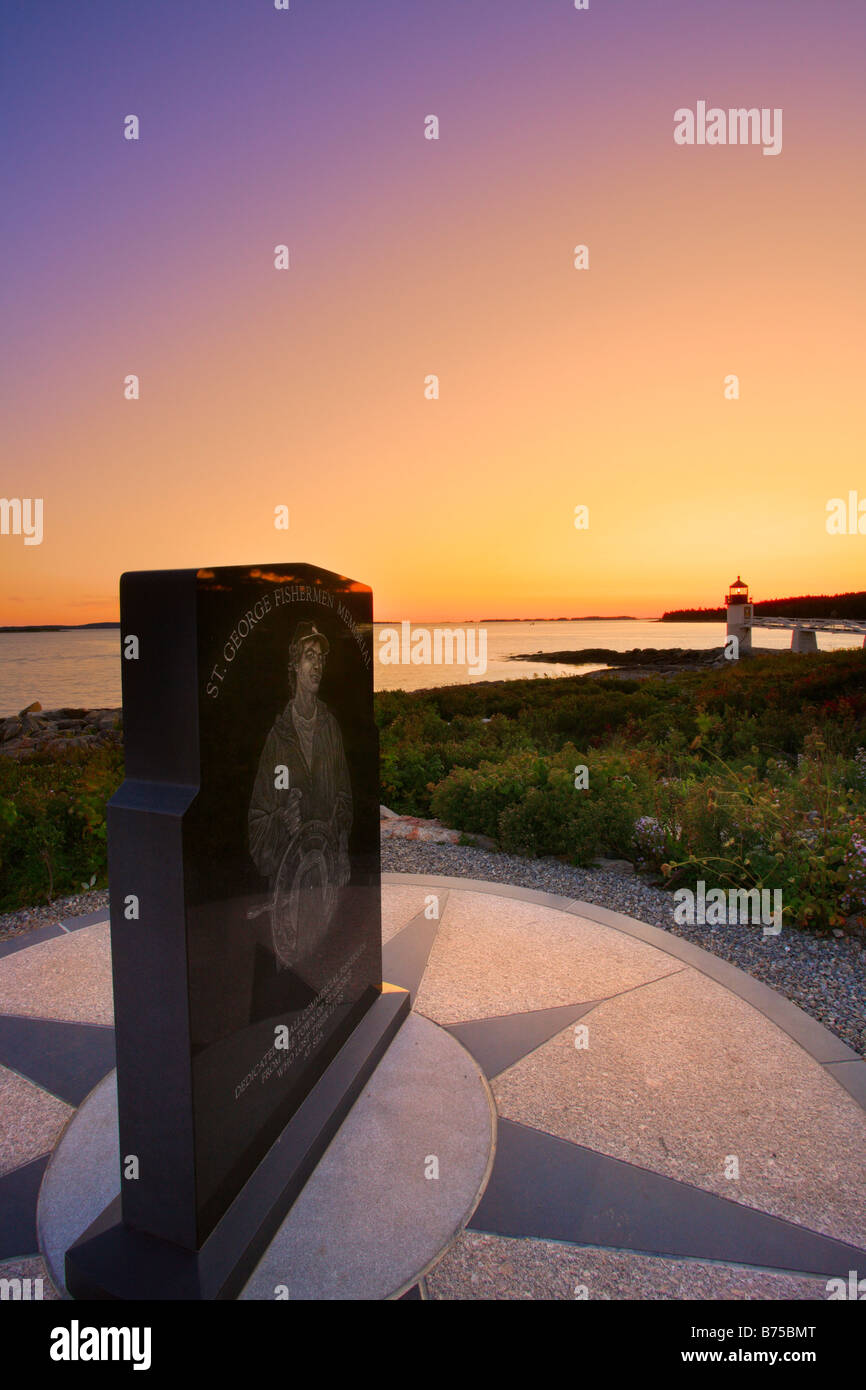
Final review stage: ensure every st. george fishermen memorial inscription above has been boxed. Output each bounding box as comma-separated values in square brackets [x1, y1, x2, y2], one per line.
[65, 563, 410, 1299]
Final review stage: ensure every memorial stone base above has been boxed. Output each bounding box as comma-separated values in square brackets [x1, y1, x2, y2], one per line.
[42, 1005, 496, 1301]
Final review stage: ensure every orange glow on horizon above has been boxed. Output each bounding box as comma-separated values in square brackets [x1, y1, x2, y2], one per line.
[3, 11, 863, 628]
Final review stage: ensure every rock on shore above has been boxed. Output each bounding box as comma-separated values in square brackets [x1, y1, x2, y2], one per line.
[0, 702, 122, 761]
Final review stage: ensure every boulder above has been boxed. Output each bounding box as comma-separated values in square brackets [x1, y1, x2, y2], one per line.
[93, 711, 121, 730]
[462, 833, 497, 850]
[379, 814, 462, 845]
[592, 857, 636, 876]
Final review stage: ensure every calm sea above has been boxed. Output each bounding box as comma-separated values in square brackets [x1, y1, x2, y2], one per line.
[0, 622, 860, 717]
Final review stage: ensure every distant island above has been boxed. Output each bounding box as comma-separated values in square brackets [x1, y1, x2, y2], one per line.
[0, 622, 120, 634]
[6, 617, 643, 632]
[511, 646, 726, 672]
[375, 616, 638, 624]
[662, 591, 866, 622]
[478, 616, 637, 623]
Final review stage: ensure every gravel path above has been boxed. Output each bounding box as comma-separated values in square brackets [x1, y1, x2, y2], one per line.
[2, 844, 862, 1062]
[0, 889, 109, 944]
[382, 839, 866, 1060]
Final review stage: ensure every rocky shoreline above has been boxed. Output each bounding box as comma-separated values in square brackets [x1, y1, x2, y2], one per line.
[514, 645, 726, 666]
[0, 702, 122, 761]
[511, 646, 788, 681]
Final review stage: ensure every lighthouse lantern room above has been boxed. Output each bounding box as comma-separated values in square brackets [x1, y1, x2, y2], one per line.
[726, 576, 750, 606]
[725, 576, 753, 655]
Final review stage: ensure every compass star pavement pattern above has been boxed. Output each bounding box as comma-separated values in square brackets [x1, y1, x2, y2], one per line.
[0, 876, 864, 1300]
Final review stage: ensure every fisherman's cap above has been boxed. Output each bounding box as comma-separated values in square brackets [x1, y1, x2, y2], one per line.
[290, 621, 329, 655]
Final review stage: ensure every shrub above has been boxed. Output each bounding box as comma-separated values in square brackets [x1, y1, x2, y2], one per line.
[432, 744, 646, 865]
[0, 745, 123, 909]
[650, 739, 866, 931]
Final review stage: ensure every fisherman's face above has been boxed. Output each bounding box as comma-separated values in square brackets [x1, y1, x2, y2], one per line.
[294, 640, 324, 696]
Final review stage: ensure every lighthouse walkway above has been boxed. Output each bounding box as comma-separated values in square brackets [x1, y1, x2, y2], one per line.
[1, 874, 865, 1300]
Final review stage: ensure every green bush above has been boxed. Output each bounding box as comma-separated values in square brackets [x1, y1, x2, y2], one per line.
[643, 736, 866, 931]
[0, 746, 123, 909]
[3, 649, 865, 928]
[497, 772, 602, 863]
[431, 750, 547, 840]
[380, 650, 866, 929]
[432, 744, 648, 865]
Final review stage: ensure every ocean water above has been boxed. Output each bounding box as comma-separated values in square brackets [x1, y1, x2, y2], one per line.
[0, 621, 861, 717]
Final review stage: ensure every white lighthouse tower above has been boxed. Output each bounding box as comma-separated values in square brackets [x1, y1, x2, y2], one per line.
[725, 576, 753, 657]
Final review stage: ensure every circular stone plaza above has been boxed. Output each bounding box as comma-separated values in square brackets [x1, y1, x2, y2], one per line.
[1, 874, 865, 1300]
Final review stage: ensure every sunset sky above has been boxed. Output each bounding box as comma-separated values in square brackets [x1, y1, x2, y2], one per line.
[2, 0, 864, 624]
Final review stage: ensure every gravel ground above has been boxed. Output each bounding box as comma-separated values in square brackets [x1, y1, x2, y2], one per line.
[0, 889, 110, 944]
[3, 843, 863, 1061]
[382, 839, 866, 1060]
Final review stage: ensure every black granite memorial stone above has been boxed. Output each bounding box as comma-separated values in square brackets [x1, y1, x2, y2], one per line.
[65, 563, 409, 1299]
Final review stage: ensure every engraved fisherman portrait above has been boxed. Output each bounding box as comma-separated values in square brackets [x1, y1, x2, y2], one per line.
[248, 620, 352, 969]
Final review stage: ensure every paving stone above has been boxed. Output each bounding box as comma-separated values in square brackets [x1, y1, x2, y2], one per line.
[414, 889, 679, 1024]
[0, 1067, 72, 1177]
[3, 871, 862, 1301]
[426, 1230, 834, 1301]
[381, 884, 441, 945]
[0, 1253, 61, 1300]
[0, 1015, 115, 1107]
[493, 968, 866, 1249]
[0, 923, 113, 1025]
